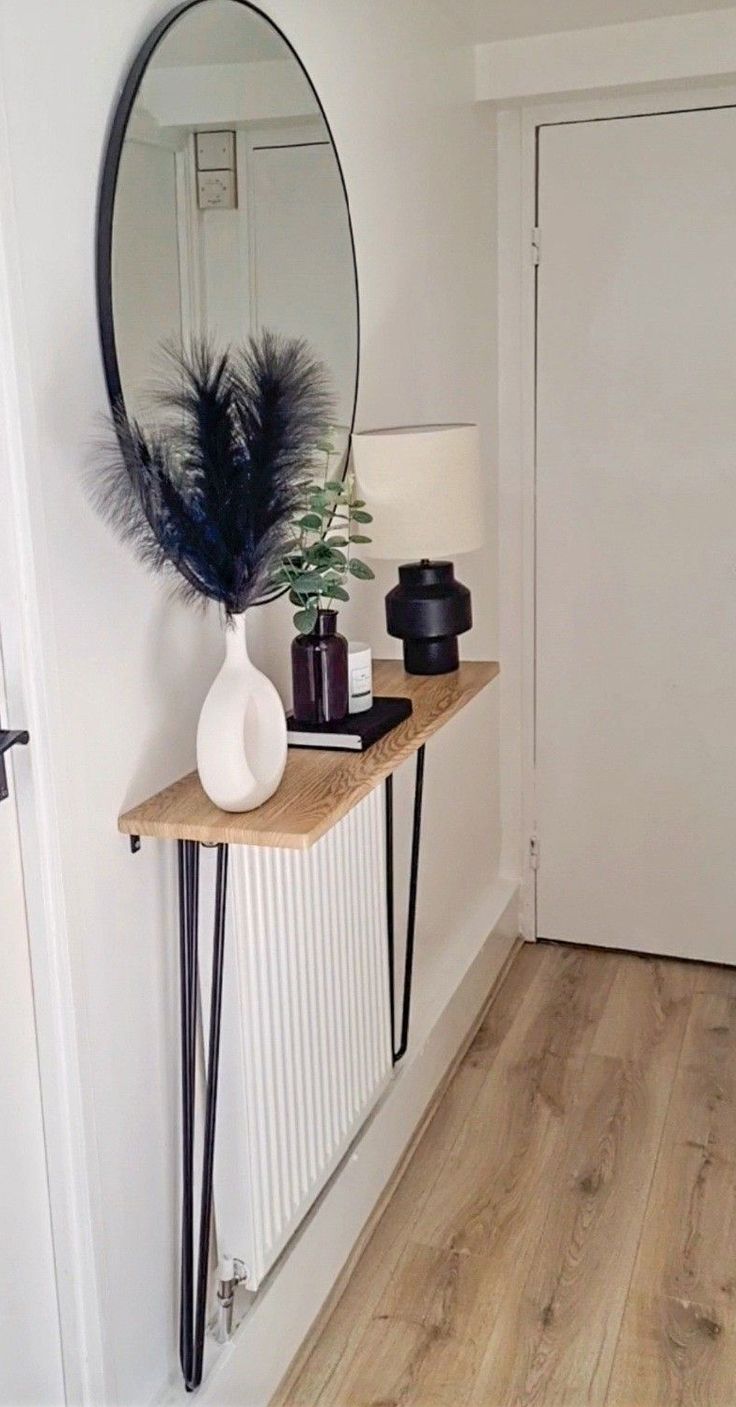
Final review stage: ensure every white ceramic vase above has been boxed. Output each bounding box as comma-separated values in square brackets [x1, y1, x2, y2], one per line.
[196, 612, 287, 812]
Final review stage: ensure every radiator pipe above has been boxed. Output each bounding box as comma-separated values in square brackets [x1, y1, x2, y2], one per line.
[214, 1258, 245, 1344]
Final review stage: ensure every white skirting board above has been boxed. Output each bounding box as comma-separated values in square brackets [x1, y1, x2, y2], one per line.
[159, 874, 518, 1407]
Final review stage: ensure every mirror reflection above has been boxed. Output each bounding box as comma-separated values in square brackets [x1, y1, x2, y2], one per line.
[110, 0, 358, 464]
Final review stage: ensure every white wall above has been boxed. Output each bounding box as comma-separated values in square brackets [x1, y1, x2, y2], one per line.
[0, 2, 500, 1403]
[113, 140, 182, 420]
[471, 0, 736, 41]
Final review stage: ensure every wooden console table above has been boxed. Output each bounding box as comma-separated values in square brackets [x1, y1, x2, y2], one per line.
[119, 659, 498, 1390]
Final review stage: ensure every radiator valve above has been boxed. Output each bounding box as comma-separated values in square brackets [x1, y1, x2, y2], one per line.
[214, 1257, 248, 1343]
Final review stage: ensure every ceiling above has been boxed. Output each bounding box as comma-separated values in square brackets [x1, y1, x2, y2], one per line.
[153, 0, 287, 67]
[470, 0, 736, 42]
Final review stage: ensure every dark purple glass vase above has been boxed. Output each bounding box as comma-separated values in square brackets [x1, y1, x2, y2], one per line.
[291, 609, 348, 725]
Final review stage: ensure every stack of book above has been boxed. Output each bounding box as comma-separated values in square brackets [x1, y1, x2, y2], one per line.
[286, 696, 412, 752]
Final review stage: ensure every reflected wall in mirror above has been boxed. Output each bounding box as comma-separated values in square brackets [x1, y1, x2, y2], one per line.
[97, 0, 359, 470]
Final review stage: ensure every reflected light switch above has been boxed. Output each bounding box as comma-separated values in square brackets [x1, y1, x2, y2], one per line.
[195, 130, 235, 170]
[197, 170, 237, 210]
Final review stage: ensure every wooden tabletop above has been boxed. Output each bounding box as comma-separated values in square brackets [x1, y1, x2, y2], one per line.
[118, 659, 498, 850]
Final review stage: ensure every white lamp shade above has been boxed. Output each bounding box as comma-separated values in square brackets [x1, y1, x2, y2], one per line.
[350, 423, 484, 560]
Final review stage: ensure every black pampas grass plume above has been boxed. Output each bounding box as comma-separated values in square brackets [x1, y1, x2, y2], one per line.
[94, 331, 332, 614]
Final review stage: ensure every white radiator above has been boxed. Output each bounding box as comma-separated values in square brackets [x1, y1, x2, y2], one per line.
[202, 786, 392, 1290]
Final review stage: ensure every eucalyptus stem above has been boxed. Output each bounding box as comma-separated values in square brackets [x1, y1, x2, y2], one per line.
[271, 432, 375, 632]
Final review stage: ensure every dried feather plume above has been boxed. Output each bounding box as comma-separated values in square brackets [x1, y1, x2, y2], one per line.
[95, 331, 332, 614]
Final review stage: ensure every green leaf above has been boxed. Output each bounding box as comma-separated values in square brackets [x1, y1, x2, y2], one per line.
[303, 543, 331, 565]
[305, 543, 347, 568]
[294, 607, 317, 634]
[326, 535, 349, 547]
[323, 584, 350, 602]
[298, 513, 323, 530]
[291, 574, 323, 595]
[349, 559, 375, 580]
[325, 479, 345, 490]
[349, 533, 371, 544]
[351, 509, 372, 524]
[350, 498, 366, 508]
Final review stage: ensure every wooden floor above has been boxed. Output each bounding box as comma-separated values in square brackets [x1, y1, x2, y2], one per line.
[278, 941, 736, 1406]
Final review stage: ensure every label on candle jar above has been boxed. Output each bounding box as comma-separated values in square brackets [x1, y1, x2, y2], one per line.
[351, 664, 371, 695]
[348, 642, 373, 714]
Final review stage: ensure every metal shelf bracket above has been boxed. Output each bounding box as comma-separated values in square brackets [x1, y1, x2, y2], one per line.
[385, 743, 426, 1064]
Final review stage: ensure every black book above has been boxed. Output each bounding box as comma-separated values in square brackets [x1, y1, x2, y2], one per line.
[286, 696, 412, 752]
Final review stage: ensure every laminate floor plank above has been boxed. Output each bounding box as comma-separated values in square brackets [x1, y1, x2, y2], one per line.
[463, 944, 693, 1406]
[287, 948, 551, 1405]
[590, 951, 694, 1064]
[465, 941, 553, 1070]
[464, 939, 614, 1073]
[468, 1051, 681, 1407]
[339, 1242, 483, 1407]
[278, 944, 736, 1407]
[322, 946, 616, 1404]
[335, 1056, 577, 1405]
[688, 960, 736, 997]
[281, 1063, 487, 1407]
[512, 943, 620, 1065]
[606, 992, 736, 1407]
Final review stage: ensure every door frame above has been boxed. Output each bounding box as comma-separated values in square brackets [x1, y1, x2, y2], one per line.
[0, 92, 106, 1403]
[497, 82, 736, 940]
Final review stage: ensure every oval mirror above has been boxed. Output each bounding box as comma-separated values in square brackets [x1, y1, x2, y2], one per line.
[96, 0, 359, 473]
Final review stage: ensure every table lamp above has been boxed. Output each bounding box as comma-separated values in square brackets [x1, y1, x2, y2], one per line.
[351, 423, 484, 674]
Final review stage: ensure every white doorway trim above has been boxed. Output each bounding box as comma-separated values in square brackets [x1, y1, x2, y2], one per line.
[476, 9, 736, 104]
[0, 92, 106, 1404]
[497, 82, 736, 941]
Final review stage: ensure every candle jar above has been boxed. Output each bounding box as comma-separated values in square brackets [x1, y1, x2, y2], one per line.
[348, 641, 373, 713]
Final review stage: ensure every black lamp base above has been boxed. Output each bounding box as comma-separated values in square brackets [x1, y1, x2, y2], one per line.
[385, 561, 472, 676]
[403, 636, 459, 675]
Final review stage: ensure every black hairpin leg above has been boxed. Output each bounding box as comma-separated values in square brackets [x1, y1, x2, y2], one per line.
[385, 745, 426, 1064]
[177, 839, 229, 1392]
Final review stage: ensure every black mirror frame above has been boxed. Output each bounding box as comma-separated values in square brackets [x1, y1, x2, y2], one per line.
[95, 0, 360, 426]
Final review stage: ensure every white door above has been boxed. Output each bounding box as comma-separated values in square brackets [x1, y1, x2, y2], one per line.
[535, 106, 736, 962]
[0, 638, 65, 1403]
[249, 138, 357, 456]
